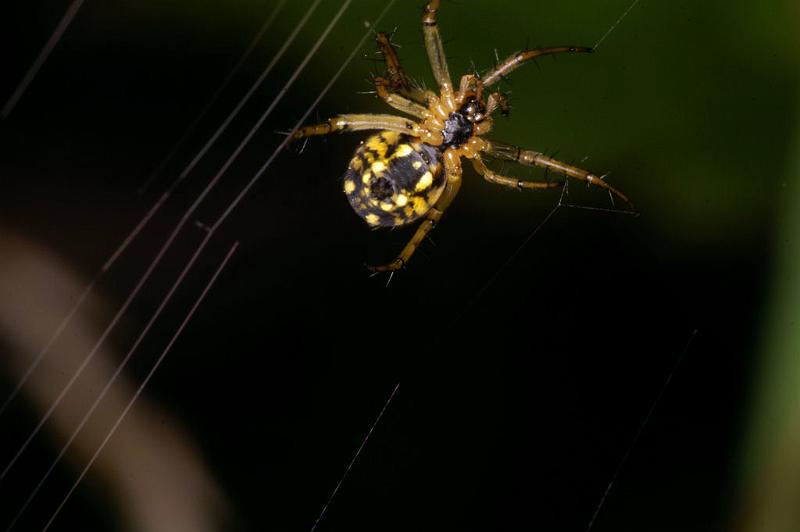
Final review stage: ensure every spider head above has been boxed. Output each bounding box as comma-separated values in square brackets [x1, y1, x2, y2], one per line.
[440, 96, 489, 148]
[460, 96, 486, 123]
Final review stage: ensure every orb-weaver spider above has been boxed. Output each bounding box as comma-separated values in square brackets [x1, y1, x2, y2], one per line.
[293, 0, 634, 272]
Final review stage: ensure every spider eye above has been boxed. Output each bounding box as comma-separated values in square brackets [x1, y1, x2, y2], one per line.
[461, 98, 485, 122]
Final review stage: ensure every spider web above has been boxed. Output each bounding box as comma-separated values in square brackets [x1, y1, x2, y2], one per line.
[0, 1, 731, 531]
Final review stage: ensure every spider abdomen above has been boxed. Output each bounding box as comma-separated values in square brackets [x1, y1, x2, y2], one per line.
[343, 131, 445, 227]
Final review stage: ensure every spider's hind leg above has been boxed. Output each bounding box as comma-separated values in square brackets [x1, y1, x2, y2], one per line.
[366, 209, 443, 273]
[481, 140, 635, 210]
[367, 156, 463, 272]
[471, 156, 562, 191]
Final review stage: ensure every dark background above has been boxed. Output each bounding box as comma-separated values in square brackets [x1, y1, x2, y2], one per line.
[1, 0, 798, 531]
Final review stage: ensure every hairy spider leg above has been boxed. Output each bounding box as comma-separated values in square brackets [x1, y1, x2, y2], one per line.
[375, 32, 434, 104]
[368, 152, 463, 272]
[481, 46, 593, 87]
[374, 77, 429, 119]
[375, 31, 411, 90]
[486, 91, 510, 116]
[292, 114, 421, 140]
[422, 0, 452, 89]
[471, 155, 561, 190]
[291, 1, 634, 272]
[482, 140, 636, 209]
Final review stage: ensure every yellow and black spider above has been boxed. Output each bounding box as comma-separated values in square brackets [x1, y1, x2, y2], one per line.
[293, 0, 634, 272]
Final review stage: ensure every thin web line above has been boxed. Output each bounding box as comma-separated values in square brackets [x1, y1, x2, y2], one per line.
[38, 2, 397, 525]
[310, 382, 400, 532]
[559, 202, 639, 216]
[207, 0, 399, 236]
[0, 277, 96, 419]
[3, 231, 230, 531]
[594, 0, 644, 49]
[1, 0, 85, 118]
[0, 0, 290, 420]
[584, 329, 699, 532]
[445, 0, 659, 525]
[0, 0, 348, 485]
[137, 0, 289, 195]
[1, 182, 171, 420]
[451, 196, 563, 327]
[177, 0, 323, 181]
[304, 2, 649, 530]
[6, 232, 231, 532]
[450, 0, 649, 323]
[449, 177, 634, 327]
[40, 242, 240, 532]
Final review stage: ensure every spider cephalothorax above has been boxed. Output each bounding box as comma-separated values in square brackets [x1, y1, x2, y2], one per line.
[442, 108, 473, 148]
[292, 0, 634, 271]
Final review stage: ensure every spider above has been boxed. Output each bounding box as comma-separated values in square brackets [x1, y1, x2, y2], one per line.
[292, 0, 634, 272]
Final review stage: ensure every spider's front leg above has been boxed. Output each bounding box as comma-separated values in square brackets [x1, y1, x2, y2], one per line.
[367, 153, 463, 272]
[481, 140, 635, 209]
[482, 46, 593, 87]
[486, 91, 510, 117]
[456, 74, 509, 119]
[374, 32, 434, 104]
[422, 0, 452, 89]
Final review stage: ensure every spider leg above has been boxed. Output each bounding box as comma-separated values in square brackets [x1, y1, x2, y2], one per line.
[482, 46, 593, 88]
[486, 91, 510, 117]
[422, 0, 452, 89]
[374, 76, 429, 119]
[456, 74, 509, 117]
[471, 155, 561, 190]
[375, 32, 435, 104]
[367, 153, 463, 272]
[292, 114, 420, 141]
[482, 140, 635, 209]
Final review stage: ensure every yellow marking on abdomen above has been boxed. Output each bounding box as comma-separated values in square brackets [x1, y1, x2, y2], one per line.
[380, 131, 401, 145]
[412, 197, 429, 215]
[395, 143, 413, 157]
[366, 135, 389, 158]
[415, 171, 433, 191]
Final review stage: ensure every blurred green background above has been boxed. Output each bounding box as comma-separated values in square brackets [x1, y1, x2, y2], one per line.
[1, 0, 798, 531]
